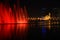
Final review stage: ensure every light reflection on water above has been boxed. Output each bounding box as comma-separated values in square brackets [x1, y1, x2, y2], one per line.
[0, 21, 60, 40]
[0, 23, 28, 40]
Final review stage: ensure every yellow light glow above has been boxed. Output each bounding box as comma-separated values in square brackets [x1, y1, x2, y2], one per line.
[42, 13, 51, 20]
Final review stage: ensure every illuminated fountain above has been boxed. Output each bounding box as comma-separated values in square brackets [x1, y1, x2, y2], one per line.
[0, 3, 29, 40]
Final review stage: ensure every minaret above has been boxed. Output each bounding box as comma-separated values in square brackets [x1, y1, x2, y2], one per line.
[48, 12, 51, 29]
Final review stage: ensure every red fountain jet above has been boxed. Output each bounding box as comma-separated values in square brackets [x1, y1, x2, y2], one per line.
[0, 3, 29, 40]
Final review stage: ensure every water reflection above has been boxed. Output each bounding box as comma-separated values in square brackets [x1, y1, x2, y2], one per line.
[16, 23, 28, 40]
[0, 20, 60, 40]
[0, 24, 15, 40]
[0, 23, 28, 40]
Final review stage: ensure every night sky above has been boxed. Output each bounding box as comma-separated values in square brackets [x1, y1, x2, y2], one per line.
[0, 0, 60, 17]
[21, 0, 60, 17]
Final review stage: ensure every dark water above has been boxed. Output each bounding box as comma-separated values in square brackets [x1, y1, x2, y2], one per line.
[0, 20, 60, 40]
